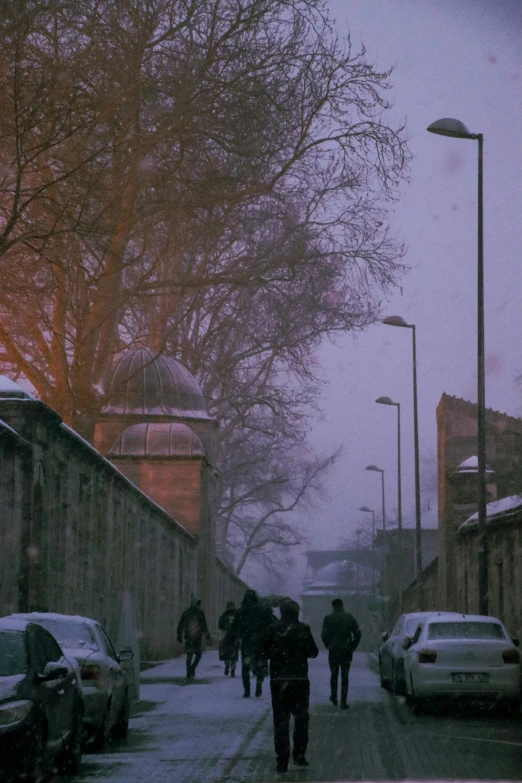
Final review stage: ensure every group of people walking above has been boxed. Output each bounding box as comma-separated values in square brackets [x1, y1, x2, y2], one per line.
[177, 590, 361, 774]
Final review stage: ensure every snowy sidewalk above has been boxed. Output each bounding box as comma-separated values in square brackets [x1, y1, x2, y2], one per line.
[74, 650, 273, 783]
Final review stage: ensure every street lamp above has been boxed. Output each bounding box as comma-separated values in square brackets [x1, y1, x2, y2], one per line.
[356, 529, 362, 595]
[365, 465, 387, 623]
[383, 315, 422, 582]
[359, 506, 376, 596]
[376, 396, 403, 610]
[427, 117, 487, 615]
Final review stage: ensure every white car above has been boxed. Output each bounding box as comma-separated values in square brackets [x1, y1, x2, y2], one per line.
[404, 613, 521, 715]
[9, 613, 133, 748]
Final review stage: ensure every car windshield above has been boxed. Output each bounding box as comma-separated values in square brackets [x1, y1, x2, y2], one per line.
[0, 631, 27, 676]
[428, 622, 506, 640]
[35, 619, 99, 650]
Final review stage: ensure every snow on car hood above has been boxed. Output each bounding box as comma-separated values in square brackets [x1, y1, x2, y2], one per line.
[0, 674, 25, 703]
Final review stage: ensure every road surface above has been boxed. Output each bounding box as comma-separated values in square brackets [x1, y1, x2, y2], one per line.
[64, 650, 522, 782]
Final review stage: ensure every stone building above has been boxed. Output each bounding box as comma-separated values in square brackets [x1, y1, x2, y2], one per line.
[0, 351, 247, 659]
[94, 348, 219, 615]
[403, 395, 522, 638]
[436, 394, 522, 611]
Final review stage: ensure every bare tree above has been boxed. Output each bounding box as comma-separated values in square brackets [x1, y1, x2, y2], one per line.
[0, 0, 410, 572]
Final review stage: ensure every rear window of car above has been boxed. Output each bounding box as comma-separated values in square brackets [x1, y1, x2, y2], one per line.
[0, 630, 27, 675]
[36, 619, 99, 650]
[427, 622, 505, 640]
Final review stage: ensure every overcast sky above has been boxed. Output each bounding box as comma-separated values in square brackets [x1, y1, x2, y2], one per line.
[276, 0, 522, 578]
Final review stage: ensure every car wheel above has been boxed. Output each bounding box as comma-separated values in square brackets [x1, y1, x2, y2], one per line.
[90, 703, 111, 752]
[57, 707, 83, 775]
[112, 689, 130, 739]
[25, 721, 46, 782]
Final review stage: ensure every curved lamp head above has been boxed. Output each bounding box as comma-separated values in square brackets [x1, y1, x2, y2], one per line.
[375, 396, 395, 406]
[359, 506, 373, 513]
[427, 118, 475, 139]
[383, 315, 411, 328]
[365, 464, 383, 473]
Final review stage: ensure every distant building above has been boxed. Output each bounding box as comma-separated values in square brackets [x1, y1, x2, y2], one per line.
[301, 551, 381, 652]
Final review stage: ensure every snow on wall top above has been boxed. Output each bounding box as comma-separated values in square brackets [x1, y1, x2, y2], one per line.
[460, 494, 522, 530]
[0, 375, 34, 398]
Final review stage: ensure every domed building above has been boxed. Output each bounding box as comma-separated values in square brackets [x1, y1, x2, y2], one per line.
[94, 348, 219, 610]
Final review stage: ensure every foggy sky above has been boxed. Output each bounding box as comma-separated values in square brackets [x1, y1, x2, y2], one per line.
[272, 0, 522, 586]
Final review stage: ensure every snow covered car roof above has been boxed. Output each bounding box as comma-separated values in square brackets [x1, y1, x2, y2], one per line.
[9, 612, 97, 626]
[0, 617, 33, 632]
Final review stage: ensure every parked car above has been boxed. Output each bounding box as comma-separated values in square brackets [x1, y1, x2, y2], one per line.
[10, 613, 133, 748]
[403, 613, 521, 715]
[0, 617, 83, 780]
[379, 612, 452, 693]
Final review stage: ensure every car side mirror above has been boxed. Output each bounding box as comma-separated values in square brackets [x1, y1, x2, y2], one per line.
[512, 638, 520, 648]
[39, 662, 69, 681]
[402, 637, 413, 651]
[118, 649, 134, 662]
[381, 632, 390, 643]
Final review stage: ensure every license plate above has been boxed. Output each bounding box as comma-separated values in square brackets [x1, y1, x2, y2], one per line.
[452, 672, 489, 683]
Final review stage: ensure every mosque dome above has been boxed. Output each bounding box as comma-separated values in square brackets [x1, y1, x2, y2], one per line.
[102, 348, 209, 419]
[108, 422, 206, 459]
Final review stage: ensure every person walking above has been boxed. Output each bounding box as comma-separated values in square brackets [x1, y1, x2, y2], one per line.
[321, 598, 361, 709]
[229, 589, 275, 698]
[262, 598, 319, 773]
[177, 596, 212, 680]
[218, 601, 239, 677]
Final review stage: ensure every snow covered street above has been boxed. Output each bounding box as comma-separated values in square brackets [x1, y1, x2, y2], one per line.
[64, 650, 522, 782]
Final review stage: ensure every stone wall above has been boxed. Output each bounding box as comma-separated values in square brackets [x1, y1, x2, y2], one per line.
[0, 396, 247, 659]
[456, 510, 522, 640]
[402, 556, 439, 615]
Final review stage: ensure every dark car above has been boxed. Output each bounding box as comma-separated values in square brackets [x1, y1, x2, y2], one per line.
[10, 612, 134, 748]
[379, 612, 438, 693]
[0, 617, 84, 780]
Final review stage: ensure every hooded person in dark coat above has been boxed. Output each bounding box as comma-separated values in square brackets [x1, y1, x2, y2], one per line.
[262, 598, 319, 773]
[228, 589, 275, 698]
[321, 598, 361, 708]
[177, 596, 212, 679]
[218, 601, 239, 677]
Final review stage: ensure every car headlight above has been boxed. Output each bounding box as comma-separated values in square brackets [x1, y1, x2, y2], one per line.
[0, 700, 33, 727]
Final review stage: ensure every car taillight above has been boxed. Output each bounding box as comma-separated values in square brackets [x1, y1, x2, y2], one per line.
[418, 649, 437, 664]
[81, 664, 101, 682]
[502, 649, 520, 664]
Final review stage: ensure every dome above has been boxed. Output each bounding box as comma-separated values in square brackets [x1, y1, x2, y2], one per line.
[102, 348, 209, 419]
[108, 422, 206, 458]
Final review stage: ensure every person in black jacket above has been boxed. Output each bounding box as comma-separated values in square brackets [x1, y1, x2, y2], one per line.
[321, 598, 361, 709]
[177, 596, 212, 679]
[218, 601, 239, 677]
[262, 598, 319, 773]
[229, 589, 275, 698]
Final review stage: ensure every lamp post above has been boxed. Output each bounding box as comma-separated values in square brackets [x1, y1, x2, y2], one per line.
[359, 506, 376, 596]
[427, 117, 487, 615]
[356, 529, 362, 595]
[383, 316, 422, 582]
[365, 465, 387, 624]
[376, 396, 403, 611]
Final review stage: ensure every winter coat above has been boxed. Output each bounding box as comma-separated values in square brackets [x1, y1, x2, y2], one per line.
[177, 606, 210, 644]
[262, 619, 319, 680]
[321, 610, 361, 656]
[218, 609, 239, 661]
[229, 592, 276, 658]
